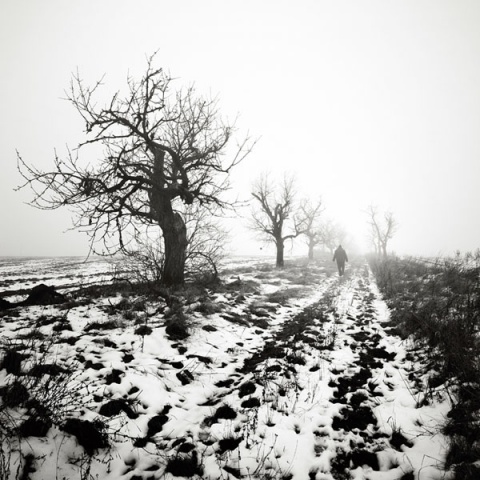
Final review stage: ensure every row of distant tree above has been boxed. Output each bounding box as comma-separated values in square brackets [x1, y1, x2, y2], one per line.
[17, 54, 397, 286]
[250, 175, 397, 267]
[251, 174, 337, 266]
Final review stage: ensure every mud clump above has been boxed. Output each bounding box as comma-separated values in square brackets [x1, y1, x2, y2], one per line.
[23, 284, 66, 306]
[62, 418, 108, 455]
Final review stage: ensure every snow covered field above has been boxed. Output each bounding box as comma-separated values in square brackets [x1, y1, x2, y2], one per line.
[0, 255, 452, 479]
[0, 256, 122, 300]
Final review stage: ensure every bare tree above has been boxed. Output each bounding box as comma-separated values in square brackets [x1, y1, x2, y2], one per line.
[250, 174, 303, 267]
[297, 198, 324, 260]
[366, 205, 398, 257]
[16, 54, 253, 285]
[319, 220, 347, 255]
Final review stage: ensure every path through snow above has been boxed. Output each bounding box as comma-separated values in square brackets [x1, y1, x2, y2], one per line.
[0, 258, 451, 480]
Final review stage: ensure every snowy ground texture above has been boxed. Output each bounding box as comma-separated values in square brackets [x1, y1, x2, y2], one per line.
[0, 256, 453, 480]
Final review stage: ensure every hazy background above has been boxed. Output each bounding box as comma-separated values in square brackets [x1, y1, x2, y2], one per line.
[1, 0, 480, 258]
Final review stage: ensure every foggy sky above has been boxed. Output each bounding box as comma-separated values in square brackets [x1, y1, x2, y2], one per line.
[2, 0, 480, 258]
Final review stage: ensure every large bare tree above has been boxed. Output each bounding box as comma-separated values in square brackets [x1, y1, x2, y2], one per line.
[366, 205, 398, 257]
[297, 198, 324, 260]
[250, 174, 303, 267]
[17, 55, 252, 285]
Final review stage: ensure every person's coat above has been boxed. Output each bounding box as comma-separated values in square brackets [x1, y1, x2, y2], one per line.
[333, 246, 348, 264]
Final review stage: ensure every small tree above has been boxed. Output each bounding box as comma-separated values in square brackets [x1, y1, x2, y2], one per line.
[366, 205, 398, 257]
[250, 174, 303, 267]
[297, 198, 324, 260]
[17, 54, 252, 285]
[319, 220, 346, 255]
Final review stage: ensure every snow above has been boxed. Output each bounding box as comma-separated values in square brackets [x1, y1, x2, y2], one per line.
[0, 256, 453, 479]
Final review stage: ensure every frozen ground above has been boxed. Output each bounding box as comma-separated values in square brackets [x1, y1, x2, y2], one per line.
[0, 256, 123, 300]
[0, 256, 451, 479]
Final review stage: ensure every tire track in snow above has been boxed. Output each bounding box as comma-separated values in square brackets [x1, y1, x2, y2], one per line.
[317, 265, 448, 480]
[160, 263, 448, 480]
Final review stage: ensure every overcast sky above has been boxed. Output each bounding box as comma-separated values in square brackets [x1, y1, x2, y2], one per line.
[2, 0, 480, 258]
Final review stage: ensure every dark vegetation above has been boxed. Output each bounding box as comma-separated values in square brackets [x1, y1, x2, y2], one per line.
[369, 251, 480, 479]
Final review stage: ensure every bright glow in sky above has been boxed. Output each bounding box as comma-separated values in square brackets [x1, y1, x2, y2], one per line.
[2, 0, 480, 257]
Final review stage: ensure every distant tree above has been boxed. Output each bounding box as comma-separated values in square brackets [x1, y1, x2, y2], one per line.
[319, 219, 346, 255]
[366, 205, 398, 257]
[16, 55, 253, 286]
[297, 198, 324, 260]
[250, 174, 303, 267]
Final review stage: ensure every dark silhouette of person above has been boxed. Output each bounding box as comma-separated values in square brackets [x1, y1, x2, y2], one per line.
[333, 245, 348, 276]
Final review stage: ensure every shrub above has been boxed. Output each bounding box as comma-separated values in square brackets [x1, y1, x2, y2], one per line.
[0, 335, 91, 426]
[369, 252, 480, 473]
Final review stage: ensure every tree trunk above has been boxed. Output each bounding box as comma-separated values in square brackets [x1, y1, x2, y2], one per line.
[150, 149, 188, 285]
[308, 241, 314, 261]
[276, 239, 284, 268]
[162, 212, 187, 285]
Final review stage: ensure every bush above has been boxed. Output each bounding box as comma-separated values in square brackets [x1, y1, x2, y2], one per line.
[0, 334, 92, 430]
[369, 252, 480, 473]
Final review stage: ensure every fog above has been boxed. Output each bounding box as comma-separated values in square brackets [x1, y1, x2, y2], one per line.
[2, 0, 480, 258]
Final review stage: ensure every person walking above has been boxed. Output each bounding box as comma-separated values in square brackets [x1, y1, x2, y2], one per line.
[333, 245, 348, 276]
